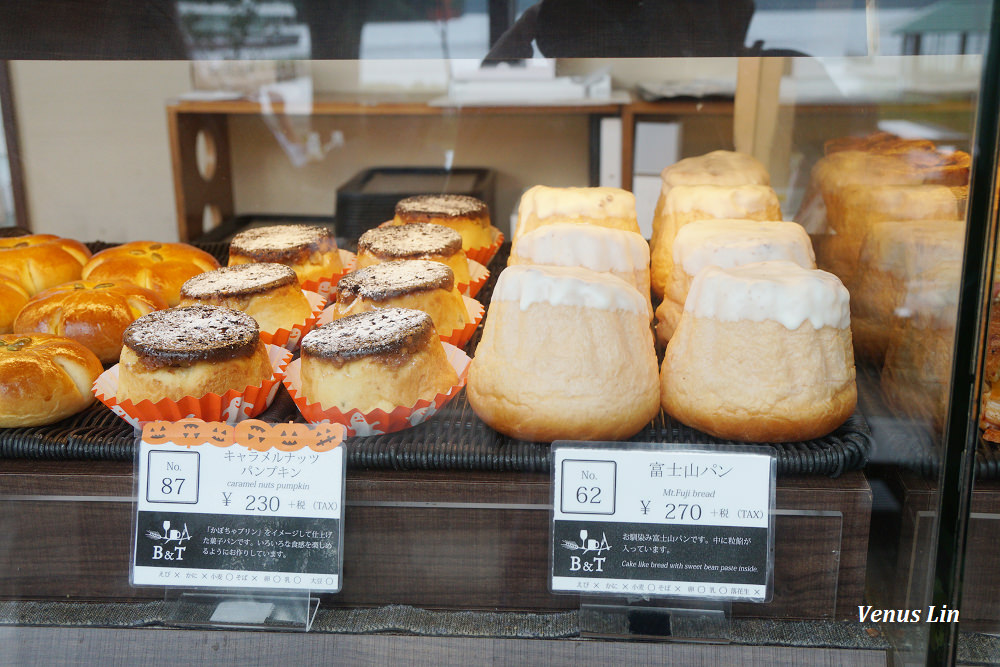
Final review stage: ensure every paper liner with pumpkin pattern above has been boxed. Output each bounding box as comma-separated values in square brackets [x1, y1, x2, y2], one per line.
[299, 249, 356, 299]
[93, 344, 293, 429]
[465, 227, 504, 266]
[283, 343, 471, 436]
[315, 295, 484, 349]
[258, 290, 327, 352]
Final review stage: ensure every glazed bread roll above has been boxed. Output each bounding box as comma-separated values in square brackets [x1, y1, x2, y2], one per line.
[82, 241, 219, 307]
[300, 308, 458, 413]
[651, 150, 770, 246]
[179, 263, 313, 335]
[118, 305, 273, 403]
[0, 277, 30, 334]
[649, 184, 782, 297]
[356, 223, 471, 286]
[661, 261, 856, 442]
[13, 280, 167, 363]
[392, 194, 494, 251]
[507, 222, 652, 318]
[468, 265, 660, 442]
[332, 260, 469, 335]
[851, 219, 964, 362]
[828, 184, 962, 239]
[0, 234, 91, 296]
[229, 224, 342, 285]
[513, 185, 639, 241]
[655, 219, 815, 344]
[0, 333, 103, 427]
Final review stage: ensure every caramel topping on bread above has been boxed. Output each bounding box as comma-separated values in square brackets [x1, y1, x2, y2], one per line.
[301, 308, 434, 365]
[396, 194, 488, 225]
[229, 225, 335, 263]
[124, 305, 260, 366]
[181, 263, 298, 299]
[358, 224, 463, 259]
[337, 260, 454, 302]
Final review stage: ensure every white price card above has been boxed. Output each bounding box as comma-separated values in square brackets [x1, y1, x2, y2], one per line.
[550, 442, 775, 602]
[131, 419, 346, 592]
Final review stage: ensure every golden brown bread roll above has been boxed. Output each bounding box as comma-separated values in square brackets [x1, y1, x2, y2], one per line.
[13, 280, 167, 363]
[82, 241, 220, 307]
[0, 333, 103, 427]
[0, 277, 30, 334]
[117, 305, 273, 403]
[0, 234, 92, 296]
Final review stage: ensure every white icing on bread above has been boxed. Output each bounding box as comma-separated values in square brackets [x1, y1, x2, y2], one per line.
[492, 264, 646, 314]
[511, 223, 649, 273]
[518, 186, 636, 222]
[660, 150, 770, 189]
[685, 261, 850, 330]
[673, 220, 815, 277]
[665, 184, 780, 218]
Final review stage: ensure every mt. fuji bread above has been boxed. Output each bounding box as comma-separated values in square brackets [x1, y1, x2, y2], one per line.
[0, 234, 91, 296]
[649, 184, 781, 297]
[0, 333, 103, 427]
[513, 186, 639, 242]
[228, 224, 342, 285]
[661, 261, 856, 442]
[356, 223, 471, 286]
[655, 219, 815, 344]
[508, 223, 653, 317]
[117, 305, 272, 403]
[467, 264, 659, 442]
[82, 241, 219, 307]
[851, 219, 964, 361]
[13, 280, 167, 363]
[331, 260, 469, 335]
[0, 278, 30, 334]
[651, 150, 770, 247]
[179, 263, 312, 335]
[392, 194, 494, 251]
[299, 308, 458, 414]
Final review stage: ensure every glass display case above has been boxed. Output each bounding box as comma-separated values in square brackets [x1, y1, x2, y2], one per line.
[1, 1, 999, 665]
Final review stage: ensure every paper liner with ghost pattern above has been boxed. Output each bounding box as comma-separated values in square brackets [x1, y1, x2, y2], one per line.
[92, 344, 292, 429]
[257, 289, 327, 351]
[299, 249, 356, 299]
[315, 295, 484, 349]
[283, 343, 471, 436]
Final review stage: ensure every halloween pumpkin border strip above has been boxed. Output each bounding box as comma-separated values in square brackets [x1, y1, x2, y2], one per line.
[141, 418, 346, 454]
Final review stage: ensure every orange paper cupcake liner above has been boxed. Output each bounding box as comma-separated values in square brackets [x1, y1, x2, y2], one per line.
[315, 296, 483, 349]
[300, 249, 356, 299]
[465, 227, 504, 266]
[93, 344, 293, 430]
[439, 296, 484, 348]
[258, 290, 327, 352]
[459, 259, 490, 299]
[283, 343, 471, 437]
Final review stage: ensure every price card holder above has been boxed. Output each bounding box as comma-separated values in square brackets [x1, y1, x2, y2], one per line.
[550, 441, 776, 642]
[131, 420, 346, 632]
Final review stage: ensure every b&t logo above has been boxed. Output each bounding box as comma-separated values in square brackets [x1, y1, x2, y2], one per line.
[145, 520, 191, 562]
[561, 529, 610, 573]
